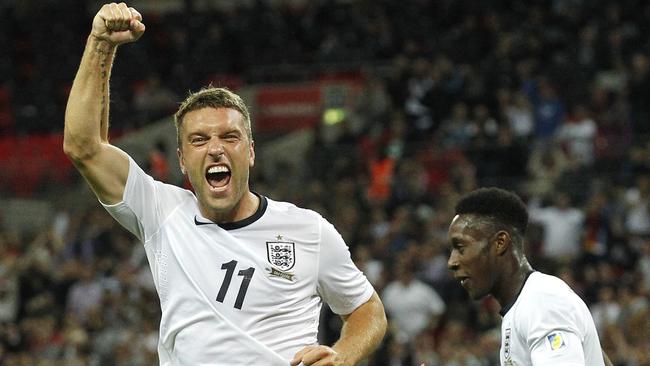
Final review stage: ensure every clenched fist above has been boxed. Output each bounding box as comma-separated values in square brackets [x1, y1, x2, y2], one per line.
[91, 2, 145, 45]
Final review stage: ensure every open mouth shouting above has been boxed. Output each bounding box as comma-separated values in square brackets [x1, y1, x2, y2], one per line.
[206, 164, 231, 191]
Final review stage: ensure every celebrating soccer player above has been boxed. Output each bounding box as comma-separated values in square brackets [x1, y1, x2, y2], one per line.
[64, 3, 387, 365]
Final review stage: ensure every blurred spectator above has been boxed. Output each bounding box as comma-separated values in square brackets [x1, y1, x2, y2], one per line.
[351, 70, 393, 133]
[555, 103, 597, 166]
[582, 190, 617, 257]
[532, 78, 566, 142]
[469, 103, 499, 150]
[0, 277, 18, 325]
[403, 58, 435, 140]
[132, 74, 178, 127]
[503, 90, 535, 142]
[417, 238, 450, 289]
[529, 192, 585, 264]
[438, 102, 475, 150]
[354, 245, 384, 290]
[389, 161, 429, 210]
[555, 154, 594, 205]
[145, 140, 171, 183]
[628, 52, 650, 141]
[590, 286, 621, 334]
[591, 86, 633, 175]
[0, 236, 19, 324]
[381, 256, 445, 343]
[367, 149, 396, 205]
[639, 237, 650, 293]
[476, 124, 528, 189]
[623, 174, 650, 237]
[525, 143, 569, 199]
[65, 264, 103, 324]
[434, 320, 483, 366]
[412, 332, 437, 366]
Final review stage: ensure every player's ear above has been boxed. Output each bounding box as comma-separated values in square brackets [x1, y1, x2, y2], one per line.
[494, 230, 510, 256]
[249, 140, 255, 168]
[177, 147, 186, 175]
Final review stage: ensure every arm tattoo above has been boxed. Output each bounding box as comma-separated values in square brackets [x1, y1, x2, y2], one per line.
[96, 47, 112, 127]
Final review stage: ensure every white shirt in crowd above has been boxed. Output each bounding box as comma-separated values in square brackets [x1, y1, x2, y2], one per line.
[529, 205, 585, 260]
[555, 118, 597, 165]
[624, 186, 650, 236]
[382, 277, 445, 341]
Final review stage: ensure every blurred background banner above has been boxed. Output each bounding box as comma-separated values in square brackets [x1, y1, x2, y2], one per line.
[0, 134, 73, 197]
[254, 83, 322, 132]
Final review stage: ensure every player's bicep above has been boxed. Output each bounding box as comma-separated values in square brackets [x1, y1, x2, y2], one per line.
[529, 330, 585, 366]
[72, 143, 130, 205]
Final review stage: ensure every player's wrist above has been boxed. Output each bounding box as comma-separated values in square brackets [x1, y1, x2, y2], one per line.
[88, 35, 117, 54]
[331, 346, 357, 366]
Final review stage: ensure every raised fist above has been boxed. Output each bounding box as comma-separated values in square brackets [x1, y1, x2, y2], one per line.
[91, 2, 145, 45]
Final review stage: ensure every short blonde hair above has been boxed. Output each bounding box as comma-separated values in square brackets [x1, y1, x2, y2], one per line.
[174, 87, 252, 147]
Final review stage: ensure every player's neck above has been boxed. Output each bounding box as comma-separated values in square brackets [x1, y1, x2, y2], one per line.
[494, 259, 534, 314]
[203, 190, 260, 224]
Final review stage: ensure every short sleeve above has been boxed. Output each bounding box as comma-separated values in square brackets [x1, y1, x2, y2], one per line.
[529, 330, 585, 365]
[316, 218, 374, 315]
[102, 156, 190, 243]
[517, 293, 587, 365]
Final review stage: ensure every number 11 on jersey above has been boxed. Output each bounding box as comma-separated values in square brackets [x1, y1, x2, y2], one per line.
[216, 260, 255, 309]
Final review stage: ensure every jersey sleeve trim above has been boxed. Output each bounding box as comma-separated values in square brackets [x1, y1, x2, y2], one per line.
[102, 198, 146, 241]
[338, 283, 375, 316]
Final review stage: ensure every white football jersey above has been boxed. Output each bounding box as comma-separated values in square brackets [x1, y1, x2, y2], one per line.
[102, 157, 375, 365]
[500, 272, 604, 366]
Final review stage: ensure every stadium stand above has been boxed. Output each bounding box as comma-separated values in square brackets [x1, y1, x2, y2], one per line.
[1, 0, 649, 365]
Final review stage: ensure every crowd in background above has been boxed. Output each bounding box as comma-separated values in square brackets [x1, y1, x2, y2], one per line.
[1, 0, 650, 365]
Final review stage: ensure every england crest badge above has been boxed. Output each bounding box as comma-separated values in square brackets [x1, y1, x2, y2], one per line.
[266, 241, 295, 271]
[504, 327, 512, 360]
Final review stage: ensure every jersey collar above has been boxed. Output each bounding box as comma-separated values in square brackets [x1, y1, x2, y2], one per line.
[194, 193, 268, 230]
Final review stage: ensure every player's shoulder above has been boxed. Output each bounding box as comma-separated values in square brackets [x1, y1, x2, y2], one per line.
[518, 272, 581, 310]
[528, 271, 568, 288]
[512, 272, 593, 336]
[259, 197, 331, 243]
[524, 272, 571, 295]
[264, 196, 323, 222]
